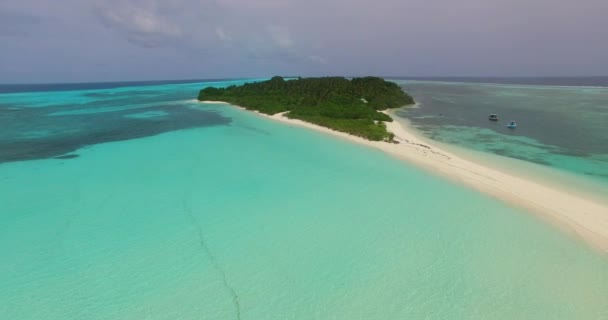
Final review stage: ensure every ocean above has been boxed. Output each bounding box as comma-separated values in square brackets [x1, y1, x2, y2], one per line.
[1, 79, 608, 319]
[392, 78, 608, 201]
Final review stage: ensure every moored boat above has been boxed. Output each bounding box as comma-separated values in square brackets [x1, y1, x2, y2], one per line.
[489, 114, 498, 121]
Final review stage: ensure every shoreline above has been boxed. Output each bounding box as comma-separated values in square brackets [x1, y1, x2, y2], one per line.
[200, 101, 608, 253]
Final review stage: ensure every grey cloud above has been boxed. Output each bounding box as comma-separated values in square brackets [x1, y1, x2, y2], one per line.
[1, 0, 607, 83]
[92, 0, 326, 64]
[94, 0, 186, 47]
[0, 9, 41, 37]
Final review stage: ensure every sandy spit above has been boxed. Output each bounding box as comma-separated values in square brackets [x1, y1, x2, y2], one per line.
[200, 101, 608, 253]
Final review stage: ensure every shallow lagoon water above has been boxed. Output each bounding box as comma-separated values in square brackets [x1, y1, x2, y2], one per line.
[392, 80, 608, 203]
[394, 81, 608, 185]
[1, 81, 608, 319]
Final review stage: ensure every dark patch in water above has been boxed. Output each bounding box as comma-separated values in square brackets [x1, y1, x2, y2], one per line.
[1, 104, 28, 112]
[488, 148, 553, 166]
[488, 148, 510, 157]
[585, 172, 608, 178]
[233, 123, 270, 135]
[0, 79, 233, 94]
[475, 134, 497, 141]
[54, 154, 79, 160]
[84, 90, 158, 98]
[552, 149, 591, 158]
[0, 104, 231, 163]
[527, 158, 553, 166]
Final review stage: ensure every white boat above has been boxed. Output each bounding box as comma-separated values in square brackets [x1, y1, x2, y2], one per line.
[507, 121, 517, 128]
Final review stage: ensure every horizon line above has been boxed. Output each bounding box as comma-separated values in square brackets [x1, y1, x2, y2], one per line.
[2, 75, 608, 86]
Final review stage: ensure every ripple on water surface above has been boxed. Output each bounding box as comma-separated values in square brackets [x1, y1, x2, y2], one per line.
[1, 80, 608, 319]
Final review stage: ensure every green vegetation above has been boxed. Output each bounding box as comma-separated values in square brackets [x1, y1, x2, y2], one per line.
[197, 76, 414, 141]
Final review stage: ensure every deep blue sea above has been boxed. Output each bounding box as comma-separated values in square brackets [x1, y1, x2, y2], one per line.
[1, 78, 608, 319]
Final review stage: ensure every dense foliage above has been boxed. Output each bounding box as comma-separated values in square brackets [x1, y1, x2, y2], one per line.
[197, 76, 414, 141]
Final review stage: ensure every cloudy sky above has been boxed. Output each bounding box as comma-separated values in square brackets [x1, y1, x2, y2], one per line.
[1, 0, 607, 83]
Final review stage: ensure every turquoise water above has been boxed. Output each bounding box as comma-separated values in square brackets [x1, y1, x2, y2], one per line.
[393, 81, 608, 192]
[2, 81, 608, 319]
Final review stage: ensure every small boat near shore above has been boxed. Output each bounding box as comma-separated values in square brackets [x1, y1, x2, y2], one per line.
[507, 121, 517, 128]
[489, 114, 498, 121]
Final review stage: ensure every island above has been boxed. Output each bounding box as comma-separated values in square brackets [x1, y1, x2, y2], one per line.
[197, 76, 414, 141]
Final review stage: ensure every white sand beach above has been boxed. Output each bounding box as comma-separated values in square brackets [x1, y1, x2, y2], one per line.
[200, 101, 608, 252]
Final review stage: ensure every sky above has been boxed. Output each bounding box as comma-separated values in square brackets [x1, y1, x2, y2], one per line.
[1, 0, 607, 83]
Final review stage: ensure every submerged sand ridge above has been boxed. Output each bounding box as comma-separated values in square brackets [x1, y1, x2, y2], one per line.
[200, 101, 608, 253]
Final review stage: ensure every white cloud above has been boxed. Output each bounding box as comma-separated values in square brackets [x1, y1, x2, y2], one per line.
[93, 0, 315, 63]
[308, 55, 328, 64]
[95, 0, 184, 47]
[267, 25, 294, 49]
[217, 0, 293, 10]
[215, 27, 232, 42]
